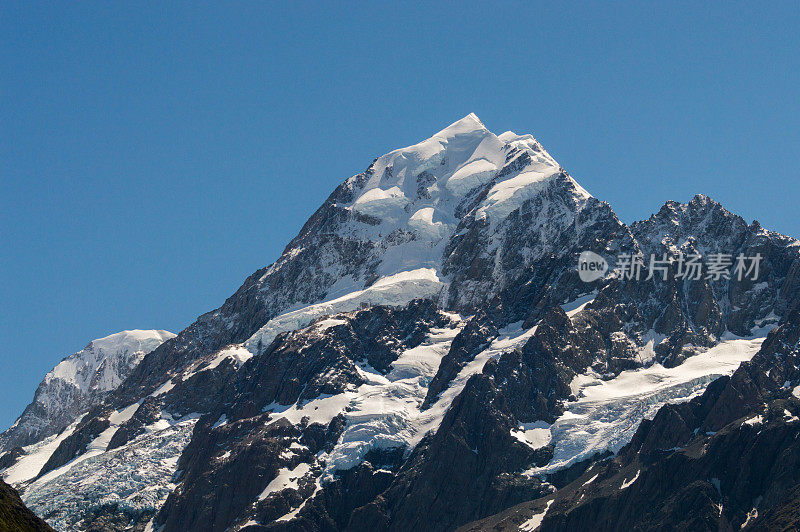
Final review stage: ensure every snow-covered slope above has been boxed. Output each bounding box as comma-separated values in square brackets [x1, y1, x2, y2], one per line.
[0, 330, 175, 452]
[526, 334, 768, 474]
[20, 413, 198, 531]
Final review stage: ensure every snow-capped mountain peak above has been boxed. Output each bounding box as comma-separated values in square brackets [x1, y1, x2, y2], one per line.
[0, 329, 175, 451]
[342, 112, 594, 264]
[46, 329, 175, 394]
[238, 116, 602, 355]
[352, 113, 503, 214]
[351, 113, 577, 216]
[433, 112, 487, 136]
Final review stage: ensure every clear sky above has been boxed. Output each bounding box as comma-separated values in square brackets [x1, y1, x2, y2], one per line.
[1, 3, 798, 430]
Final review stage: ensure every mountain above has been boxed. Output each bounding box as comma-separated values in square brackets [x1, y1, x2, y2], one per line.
[0, 330, 175, 454]
[2, 115, 799, 531]
[0, 479, 53, 532]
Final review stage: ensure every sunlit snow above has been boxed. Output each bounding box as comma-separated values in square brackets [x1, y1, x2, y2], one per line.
[527, 335, 768, 474]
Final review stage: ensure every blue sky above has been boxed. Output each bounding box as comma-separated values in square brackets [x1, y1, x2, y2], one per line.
[1, 3, 798, 429]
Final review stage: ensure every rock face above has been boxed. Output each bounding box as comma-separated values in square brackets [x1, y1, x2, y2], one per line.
[2, 115, 800, 532]
[422, 311, 497, 409]
[0, 479, 54, 532]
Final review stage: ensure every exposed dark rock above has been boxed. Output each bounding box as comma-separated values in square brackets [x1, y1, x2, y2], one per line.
[0, 479, 54, 532]
[156, 413, 344, 532]
[252, 461, 399, 531]
[226, 301, 449, 420]
[491, 306, 604, 423]
[443, 175, 637, 325]
[107, 397, 163, 450]
[422, 311, 497, 409]
[161, 355, 242, 419]
[79, 503, 154, 532]
[0, 447, 24, 470]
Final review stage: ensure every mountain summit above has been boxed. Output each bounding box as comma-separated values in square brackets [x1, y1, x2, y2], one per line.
[0, 330, 175, 452]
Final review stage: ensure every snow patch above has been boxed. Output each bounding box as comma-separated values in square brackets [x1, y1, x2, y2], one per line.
[519, 499, 554, 531]
[561, 293, 596, 318]
[511, 421, 552, 450]
[445, 158, 498, 195]
[245, 268, 444, 353]
[149, 379, 176, 397]
[257, 462, 312, 501]
[620, 470, 640, 489]
[352, 186, 409, 218]
[743, 415, 763, 426]
[212, 414, 228, 429]
[408, 207, 446, 239]
[528, 335, 767, 474]
[314, 318, 347, 331]
[2, 416, 84, 485]
[205, 345, 253, 371]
